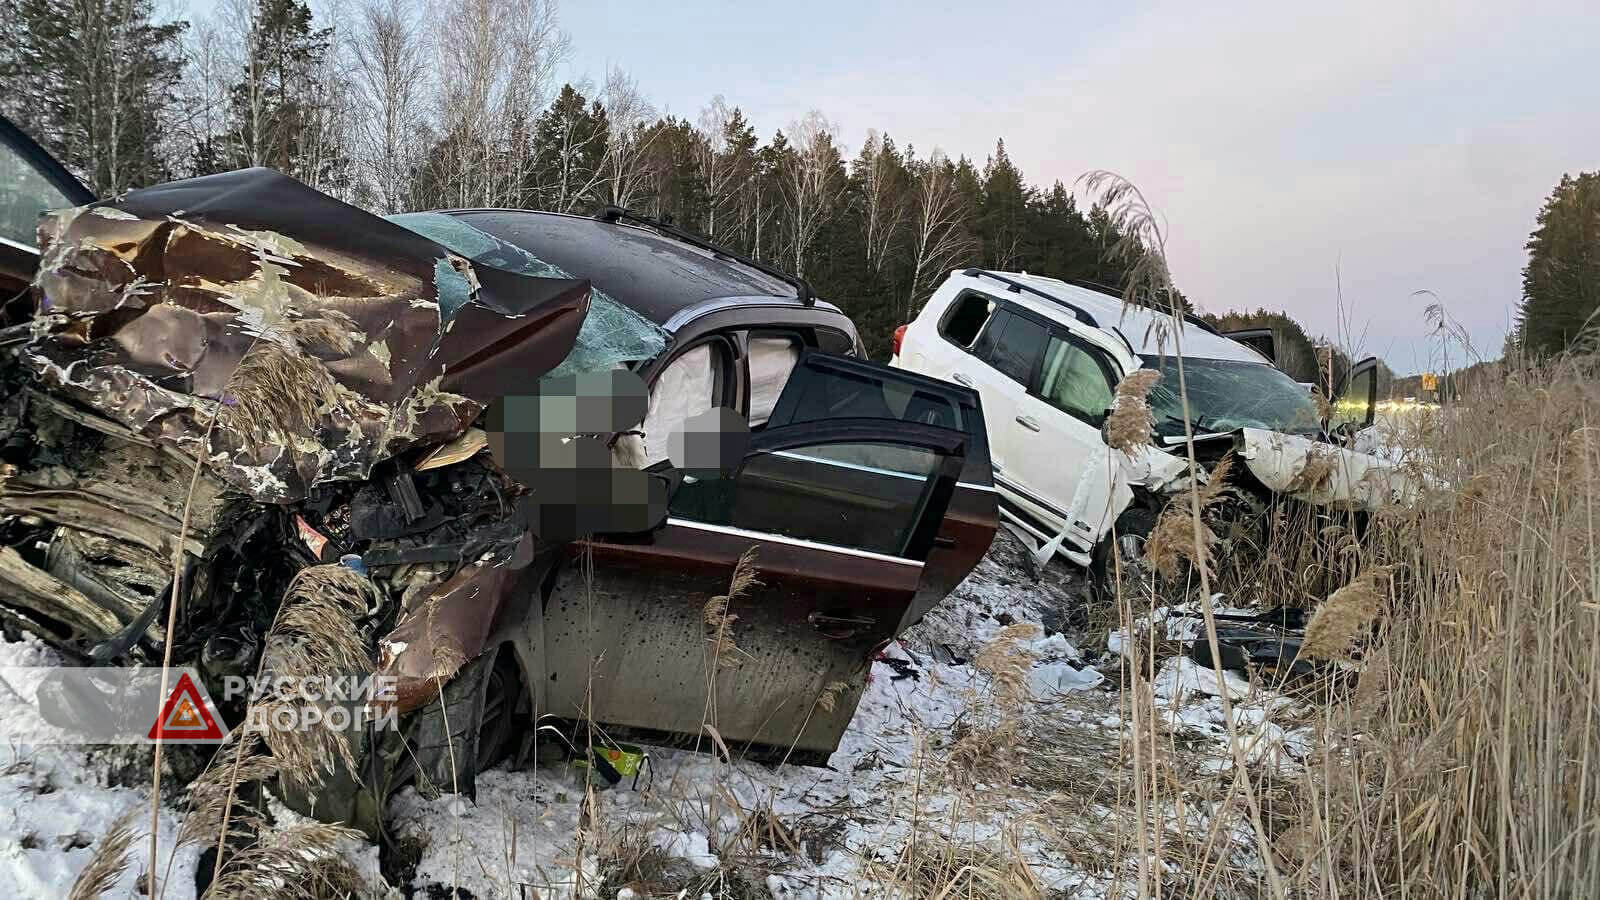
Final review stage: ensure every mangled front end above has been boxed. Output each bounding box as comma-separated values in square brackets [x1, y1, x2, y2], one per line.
[0, 167, 599, 673]
[22, 167, 590, 501]
[1232, 427, 1423, 512]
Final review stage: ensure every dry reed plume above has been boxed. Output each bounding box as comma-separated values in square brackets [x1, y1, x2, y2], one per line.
[256, 563, 377, 789]
[1300, 566, 1389, 660]
[704, 546, 760, 670]
[65, 807, 140, 900]
[1143, 452, 1236, 581]
[1106, 368, 1162, 453]
[203, 822, 366, 899]
[950, 623, 1039, 775]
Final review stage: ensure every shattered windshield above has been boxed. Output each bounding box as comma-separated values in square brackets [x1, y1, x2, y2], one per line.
[1141, 355, 1321, 438]
[387, 212, 666, 378]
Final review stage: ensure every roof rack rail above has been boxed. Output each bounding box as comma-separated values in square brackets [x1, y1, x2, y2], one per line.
[597, 206, 815, 305]
[1067, 277, 1126, 299]
[962, 268, 1098, 326]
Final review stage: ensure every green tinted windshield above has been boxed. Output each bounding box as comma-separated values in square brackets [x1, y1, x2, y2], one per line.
[1141, 355, 1320, 438]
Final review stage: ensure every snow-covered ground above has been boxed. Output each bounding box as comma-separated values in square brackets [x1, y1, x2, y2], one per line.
[0, 531, 1311, 898]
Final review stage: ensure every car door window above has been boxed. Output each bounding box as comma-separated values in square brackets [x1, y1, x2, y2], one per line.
[982, 312, 1049, 387]
[1037, 333, 1116, 425]
[746, 335, 801, 427]
[939, 291, 996, 349]
[670, 440, 941, 556]
[767, 357, 965, 432]
[669, 351, 984, 559]
[0, 138, 74, 250]
[1331, 357, 1378, 433]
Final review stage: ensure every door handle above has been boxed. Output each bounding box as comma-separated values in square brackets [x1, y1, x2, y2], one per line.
[1015, 415, 1040, 432]
[951, 372, 972, 387]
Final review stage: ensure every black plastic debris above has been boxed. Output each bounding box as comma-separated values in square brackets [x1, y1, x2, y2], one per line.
[1188, 625, 1315, 678]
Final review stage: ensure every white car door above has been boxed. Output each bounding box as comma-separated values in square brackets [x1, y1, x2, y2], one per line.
[964, 307, 1058, 532]
[905, 290, 1011, 472]
[1013, 327, 1126, 551]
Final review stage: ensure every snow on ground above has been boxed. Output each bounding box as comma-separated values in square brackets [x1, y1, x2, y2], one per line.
[0, 631, 202, 898]
[0, 531, 1313, 898]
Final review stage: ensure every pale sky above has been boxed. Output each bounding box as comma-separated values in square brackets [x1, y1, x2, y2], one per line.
[558, 0, 1599, 374]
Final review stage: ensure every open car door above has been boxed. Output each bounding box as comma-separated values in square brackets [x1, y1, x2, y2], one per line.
[1221, 327, 1276, 362]
[544, 352, 998, 763]
[1329, 355, 1380, 441]
[1, 115, 93, 312]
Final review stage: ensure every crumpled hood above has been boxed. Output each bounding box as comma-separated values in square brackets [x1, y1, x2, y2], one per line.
[21, 168, 591, 502]
[1234, 427, 1420, 511]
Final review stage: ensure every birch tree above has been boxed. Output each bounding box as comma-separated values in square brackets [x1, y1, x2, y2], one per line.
[531, 83, 606, 213]
[780, 111, 845, 278]
[173, 18, 234, 176]
[907, 150, 976, 318]
[349, 0, 427, 212]
[429, 0, 564, 208]
[854, 130, 907, 282]
[599, 67, 657, 211]
[0, 0, 185, 193]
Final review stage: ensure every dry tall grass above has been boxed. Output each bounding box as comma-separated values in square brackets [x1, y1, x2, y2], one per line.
[1101, 355, 1600, 899]
[1274, 357, 1600, 898]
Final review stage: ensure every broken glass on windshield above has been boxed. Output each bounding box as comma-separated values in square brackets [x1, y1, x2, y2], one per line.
[1141, 355, 1321, 438]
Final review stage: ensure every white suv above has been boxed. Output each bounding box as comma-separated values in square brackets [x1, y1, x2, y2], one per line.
[891, 268, 1400, 579]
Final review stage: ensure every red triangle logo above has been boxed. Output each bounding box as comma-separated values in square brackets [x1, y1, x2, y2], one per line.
[147, 672, 225, 741]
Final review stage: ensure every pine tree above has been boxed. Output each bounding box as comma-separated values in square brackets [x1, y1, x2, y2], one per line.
[978, 139, 1031, 270]
[224, 0, 337, 182]
[530, 84, 608, 213]
[1516, 172, 1600, 357]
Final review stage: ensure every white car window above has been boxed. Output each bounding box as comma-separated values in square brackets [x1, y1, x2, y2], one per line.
[1, 139, 73, 249]
[641, 343, 717, 465]
[939, 292, 996, 349]
[1039, 335, 1115, 424]
[746, 336, 800, 427]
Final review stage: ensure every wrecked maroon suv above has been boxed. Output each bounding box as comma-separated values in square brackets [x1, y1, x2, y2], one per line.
[0, 119, 998, 830]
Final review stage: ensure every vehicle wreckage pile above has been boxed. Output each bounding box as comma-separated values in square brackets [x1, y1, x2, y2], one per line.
[0, 170, 637, 757]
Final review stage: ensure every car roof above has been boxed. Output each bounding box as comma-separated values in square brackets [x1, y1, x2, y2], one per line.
[967, 270, 1271, 364]
[442, 209, 821, 327]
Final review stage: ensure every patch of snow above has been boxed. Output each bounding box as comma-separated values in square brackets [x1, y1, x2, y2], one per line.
[0, 631, 201, 899]
[1029, 661, 1105, 697]
[1152, 656, 1253, 703]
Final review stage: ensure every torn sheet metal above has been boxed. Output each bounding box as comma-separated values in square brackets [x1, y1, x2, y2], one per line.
[22, 168, 591, 502]
[376, 533, 535, 714]
[1234, 427, 1419, 512]
[1083, 444, 1189, 543]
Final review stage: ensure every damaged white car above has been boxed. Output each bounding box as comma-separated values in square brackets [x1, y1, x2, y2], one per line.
[891, 268, 1414, 593]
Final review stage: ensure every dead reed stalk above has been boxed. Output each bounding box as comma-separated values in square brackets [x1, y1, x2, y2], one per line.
[66, 807, 140, 900]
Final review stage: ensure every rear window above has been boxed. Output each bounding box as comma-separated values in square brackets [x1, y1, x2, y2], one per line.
[939, 292, 995, 348]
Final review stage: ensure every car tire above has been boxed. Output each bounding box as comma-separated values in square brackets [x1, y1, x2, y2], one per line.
[1090, 502, 1160, 605]
[277, 648, 521, 839]
[399, 648, 521, 799]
